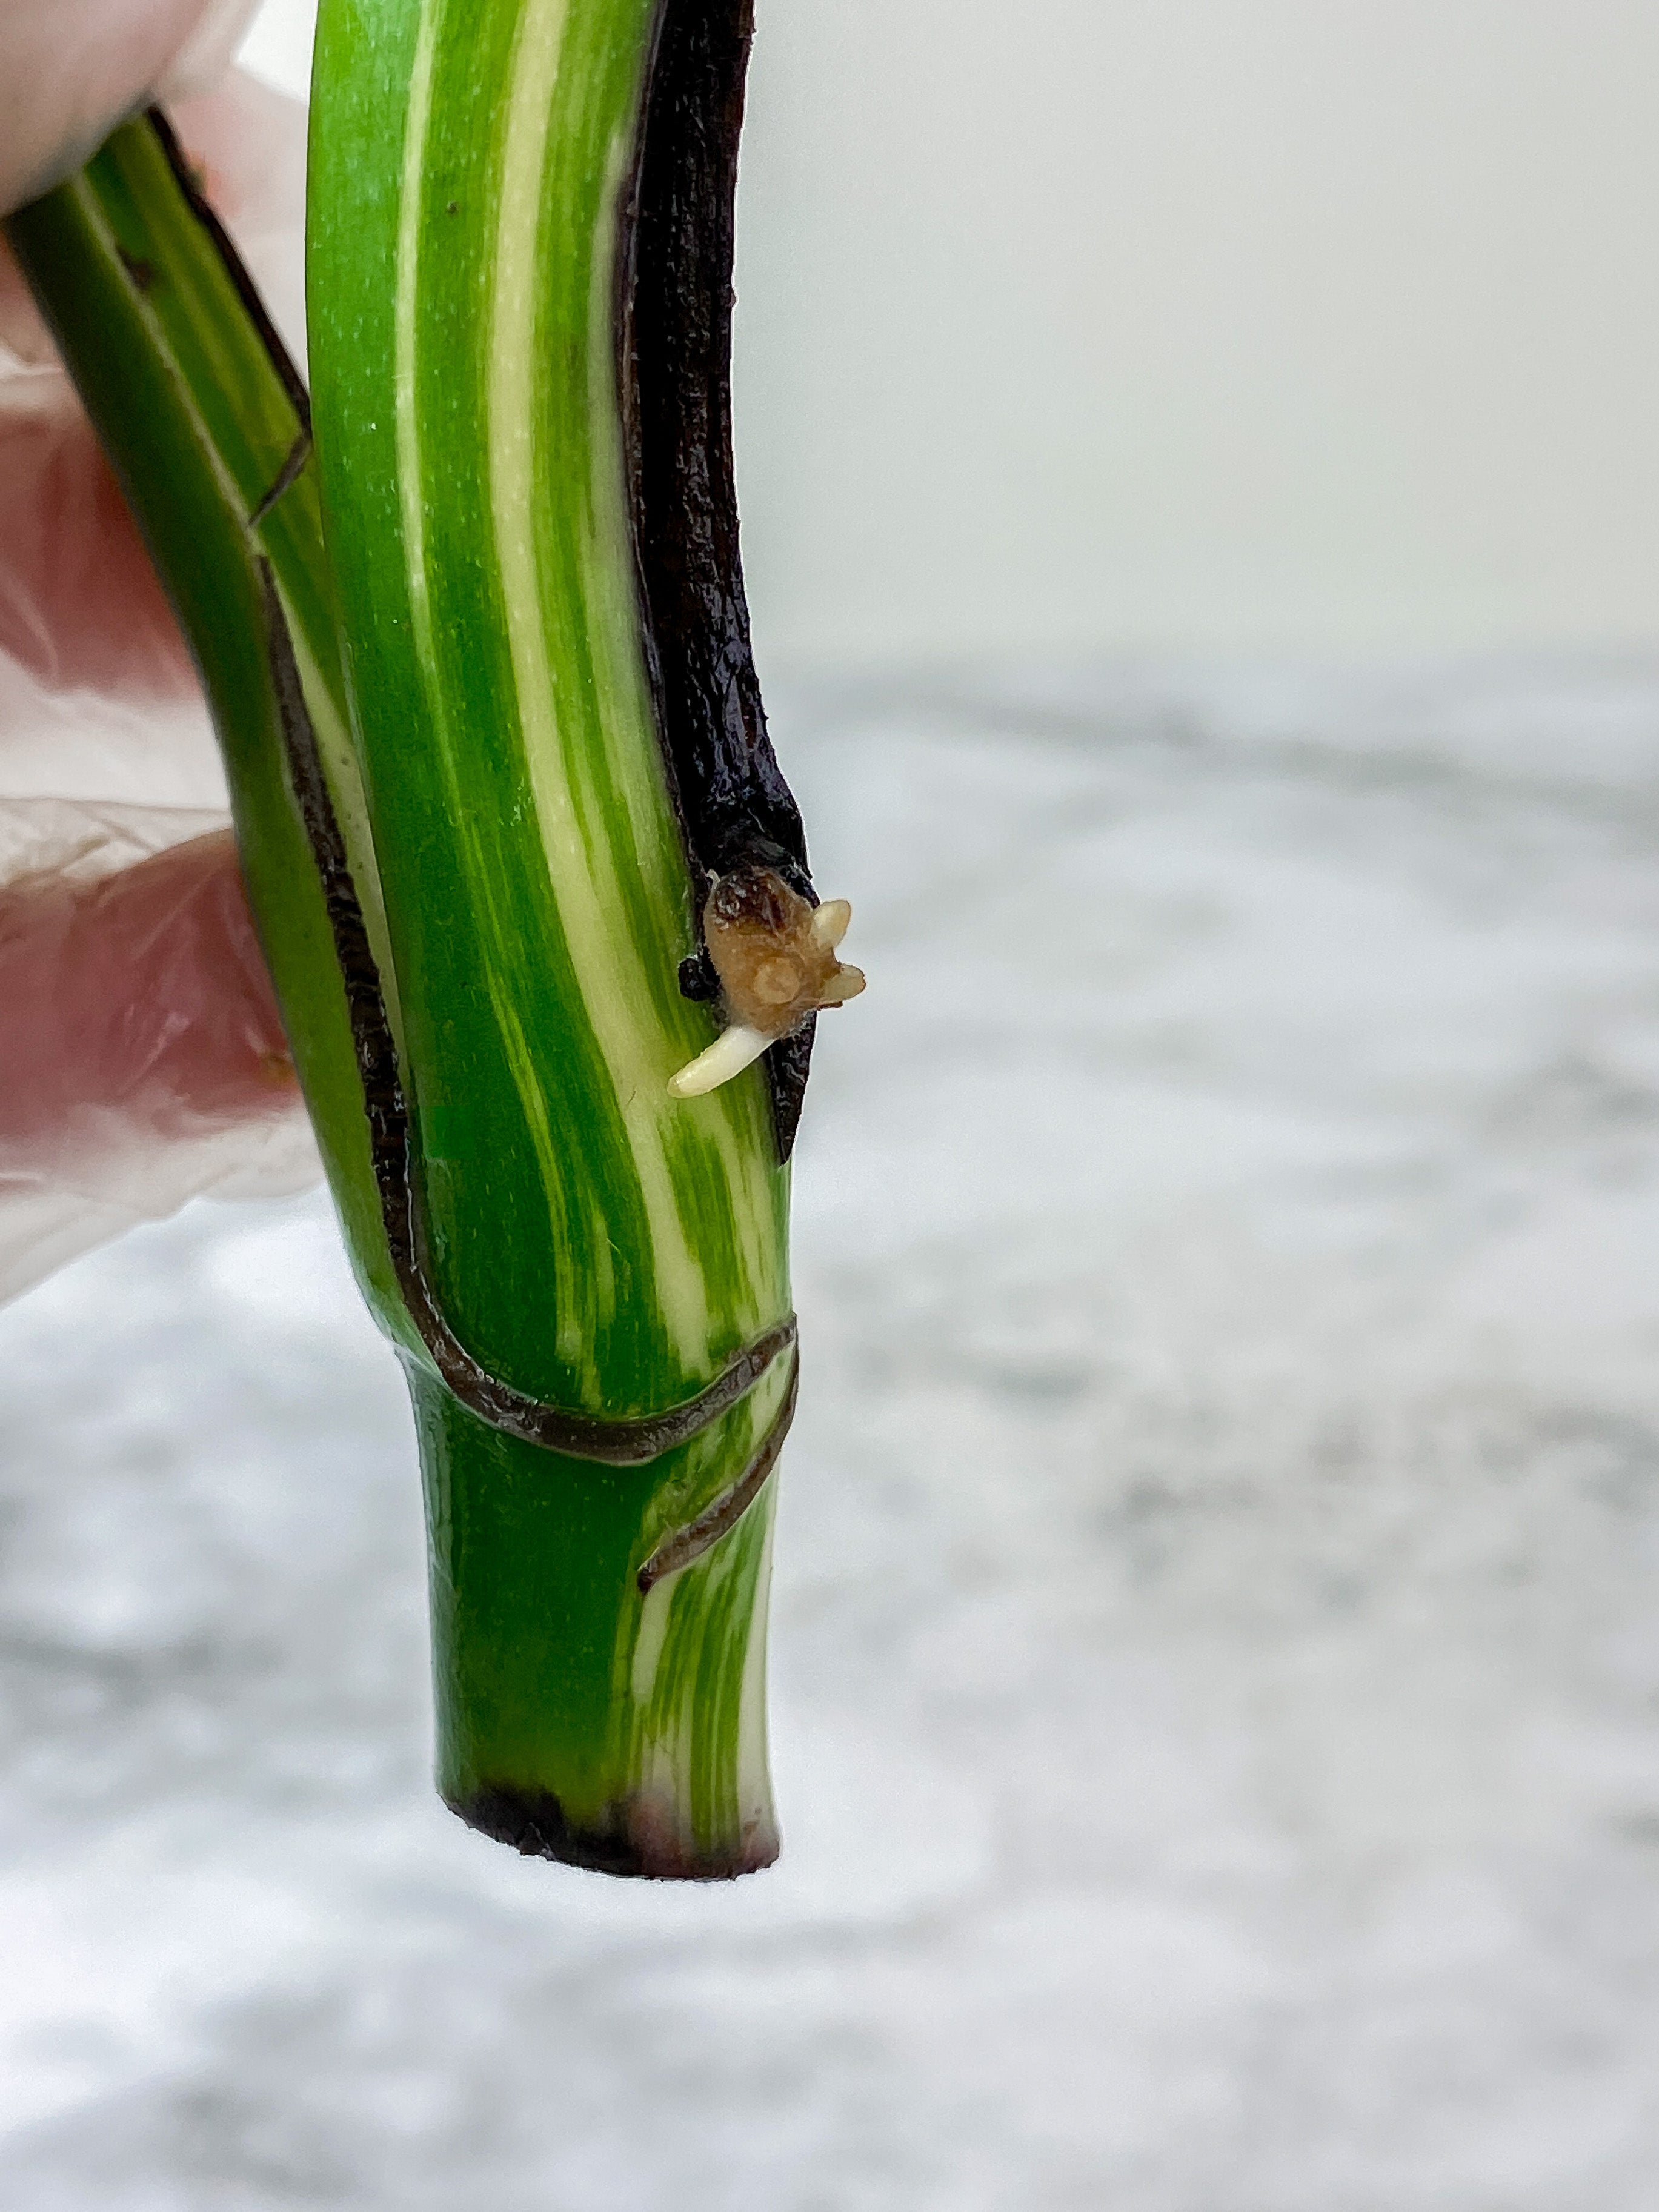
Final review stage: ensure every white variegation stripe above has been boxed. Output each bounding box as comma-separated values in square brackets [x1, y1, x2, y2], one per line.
[488, 0, 716, 1370]
[621, 1350, 785, 1853]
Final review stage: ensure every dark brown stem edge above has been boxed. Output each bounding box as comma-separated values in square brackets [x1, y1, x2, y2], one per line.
[620, 0, 819, 1162]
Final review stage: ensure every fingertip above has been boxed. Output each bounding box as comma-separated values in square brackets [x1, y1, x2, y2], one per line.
[0, 1, 262, 216]
[0, 829, 297, 1163]
[0, 395, 193, 697]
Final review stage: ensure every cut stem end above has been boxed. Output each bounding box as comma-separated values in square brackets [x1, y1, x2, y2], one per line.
[449, 1782, 780, 1882]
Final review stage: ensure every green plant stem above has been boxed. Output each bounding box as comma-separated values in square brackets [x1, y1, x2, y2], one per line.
[310, 0, 796, 1876]
[5, 117, 407, 1340]
[10, 0, 804, 1880]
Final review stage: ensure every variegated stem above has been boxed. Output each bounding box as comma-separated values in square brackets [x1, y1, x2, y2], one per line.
[308, 0, 802, 1876]
[5, 115, 407, 1340]
[10, 0, 810, 1881]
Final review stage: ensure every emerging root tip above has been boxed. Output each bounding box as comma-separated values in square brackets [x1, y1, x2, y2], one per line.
[817, 965, 866, 1006]
[669, 1024, 772, 1098]
[668, 869, 866, 1100]
[810, 898, 853, 951]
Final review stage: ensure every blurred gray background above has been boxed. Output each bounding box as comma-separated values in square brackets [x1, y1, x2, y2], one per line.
[244, 0, 1659, 666]
[7, 3, 1659, 2207]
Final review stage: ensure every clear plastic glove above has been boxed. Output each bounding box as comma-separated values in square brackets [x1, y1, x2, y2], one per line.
[0, 12, 319, 1304]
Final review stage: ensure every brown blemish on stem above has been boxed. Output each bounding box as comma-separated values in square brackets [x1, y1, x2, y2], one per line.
[115, 244, 156, 293]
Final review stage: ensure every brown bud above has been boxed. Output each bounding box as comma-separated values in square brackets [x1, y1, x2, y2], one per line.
[702, 869, 866, 1040]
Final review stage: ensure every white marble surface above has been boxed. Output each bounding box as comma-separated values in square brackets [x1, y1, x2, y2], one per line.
[7, 662, 1659, 2206]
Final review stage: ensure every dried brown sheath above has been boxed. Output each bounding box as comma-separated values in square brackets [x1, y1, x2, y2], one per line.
[620, 0, 818, 1161]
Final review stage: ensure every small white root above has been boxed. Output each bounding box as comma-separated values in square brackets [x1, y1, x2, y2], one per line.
[668, 1023, 773, 1100]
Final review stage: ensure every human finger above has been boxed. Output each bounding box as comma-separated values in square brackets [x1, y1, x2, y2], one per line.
[0, 826, 299, 1161]
[0, 0, 262, 215]
[0, 71, 308, 832]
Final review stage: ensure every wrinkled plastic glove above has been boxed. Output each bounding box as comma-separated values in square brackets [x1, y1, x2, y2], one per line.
[0, 5, 319, 1304]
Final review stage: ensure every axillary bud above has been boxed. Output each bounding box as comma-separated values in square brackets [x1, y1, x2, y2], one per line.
[670, 868, 865, 1100]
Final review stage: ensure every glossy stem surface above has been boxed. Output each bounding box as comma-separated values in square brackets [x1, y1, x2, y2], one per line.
[9, 7, 799, 1875]
[307, 0, 795, 1874]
